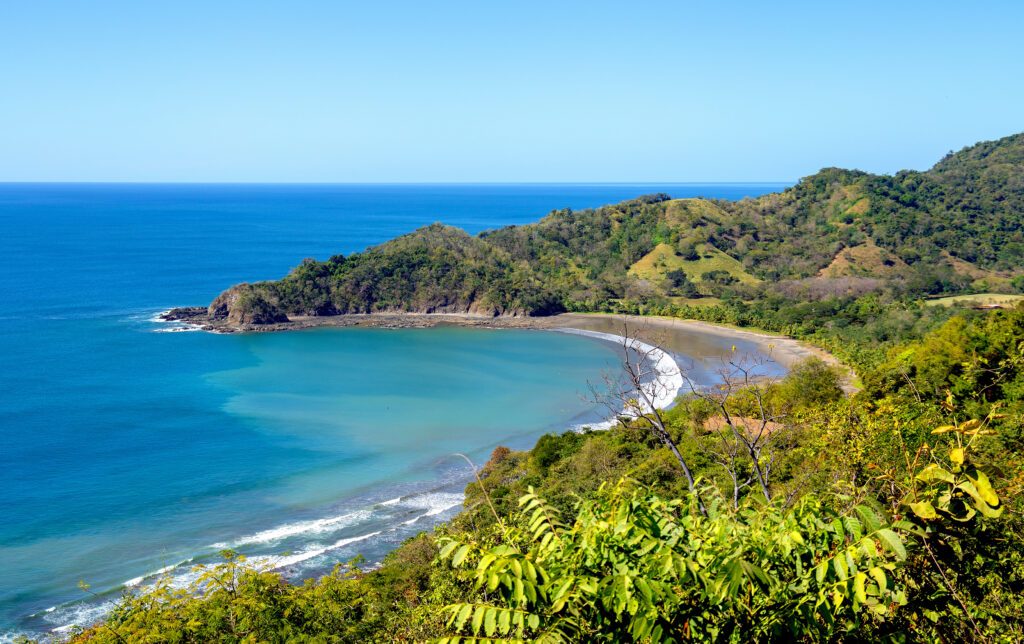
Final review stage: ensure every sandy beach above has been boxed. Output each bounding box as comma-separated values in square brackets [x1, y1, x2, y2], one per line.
[549, 313, 847, 370]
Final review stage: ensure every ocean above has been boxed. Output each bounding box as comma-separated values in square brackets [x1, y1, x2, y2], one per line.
[0, 183, 786, 638]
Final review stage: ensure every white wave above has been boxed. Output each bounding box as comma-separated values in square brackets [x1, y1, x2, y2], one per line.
[153, 325, 203, 333]
[38, 598, 120, 635]
[147, 309, 173, 323]
[555, 328, 684, 430]
[0, 631, 27, 644]
[573, 416, 621, 431]
[401, 492, 464, 517]
[147, 308, 205, 333]
[194, 526, 388, 588]
[229, 509, 372, 547]
[249, 531, 383, 570]
[27, 495, 451, 638]
[124, 561, 186, 587]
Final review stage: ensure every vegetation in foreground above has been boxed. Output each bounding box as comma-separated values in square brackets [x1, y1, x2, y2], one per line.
[56, 303, 1024, 642]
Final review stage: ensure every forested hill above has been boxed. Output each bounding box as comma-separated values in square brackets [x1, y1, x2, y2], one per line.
[197, 132, 1024, 326]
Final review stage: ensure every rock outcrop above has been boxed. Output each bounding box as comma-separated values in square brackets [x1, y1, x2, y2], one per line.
[208, 284, 290, 326]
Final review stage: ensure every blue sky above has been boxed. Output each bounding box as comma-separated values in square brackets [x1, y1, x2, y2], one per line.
[1, 1, 1021, 182]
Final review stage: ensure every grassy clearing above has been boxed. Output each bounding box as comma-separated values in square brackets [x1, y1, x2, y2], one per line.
[663, 198, 729, 225]
[818, 240, 906, 278]
[667, 296, 723, 307]
[923, 293, 1024, 308]
[630, 242, 759, 285]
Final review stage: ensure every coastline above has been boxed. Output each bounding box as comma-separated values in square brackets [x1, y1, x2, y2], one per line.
[27, 312, 846, 637]
[552, 327, 686, 430]
[161, 309, 854, 390]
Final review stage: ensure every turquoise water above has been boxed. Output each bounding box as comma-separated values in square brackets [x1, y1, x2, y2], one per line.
[0, 183, 786, 637]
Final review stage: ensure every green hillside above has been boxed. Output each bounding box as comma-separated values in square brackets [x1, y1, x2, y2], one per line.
[189, 132, 1024, 328]
[628, 241, 760, 288]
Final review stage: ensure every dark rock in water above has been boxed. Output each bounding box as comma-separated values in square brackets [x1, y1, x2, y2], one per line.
[161, 307, 208, 322]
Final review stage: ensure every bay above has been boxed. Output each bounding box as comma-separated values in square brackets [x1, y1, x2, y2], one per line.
[0, 183, 785, 637]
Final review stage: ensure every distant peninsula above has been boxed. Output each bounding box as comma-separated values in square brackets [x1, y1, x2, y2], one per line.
[166, 132, 1024, 331]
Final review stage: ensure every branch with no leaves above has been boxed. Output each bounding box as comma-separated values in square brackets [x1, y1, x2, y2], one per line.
[681, 351, 791, 504]
[586, 320, 707, 516]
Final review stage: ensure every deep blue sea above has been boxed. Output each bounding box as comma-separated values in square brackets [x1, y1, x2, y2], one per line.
[0, 183, 785, 639]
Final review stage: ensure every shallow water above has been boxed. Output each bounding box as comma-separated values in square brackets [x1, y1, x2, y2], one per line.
[0, 183, 786, 637]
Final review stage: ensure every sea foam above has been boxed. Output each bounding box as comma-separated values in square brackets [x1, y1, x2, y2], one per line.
[147, 308, 204, 333]
[229, 509, 372, 547]
[404, 492, 464, 517]
[249, 531, 384, 571]
[554, 328, 684, 430]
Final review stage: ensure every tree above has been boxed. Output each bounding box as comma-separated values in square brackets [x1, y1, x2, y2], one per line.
[589, 323, 706, 516]
[682, 352, 791, 504]
[664, 269, 699, 297]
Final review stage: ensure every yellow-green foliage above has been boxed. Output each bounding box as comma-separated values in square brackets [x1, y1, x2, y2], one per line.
[923, 293, 1024, 308]
[662, 198, 729, 226]
[666, 296, 723, 307]
[629, 242, 759, 285]
[440, 482, 910, 643]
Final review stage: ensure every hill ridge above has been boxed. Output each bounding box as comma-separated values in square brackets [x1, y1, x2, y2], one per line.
[171, 132, 1024, 328]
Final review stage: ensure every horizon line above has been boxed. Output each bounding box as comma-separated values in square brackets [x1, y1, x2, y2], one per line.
[0, 180, 794, 186]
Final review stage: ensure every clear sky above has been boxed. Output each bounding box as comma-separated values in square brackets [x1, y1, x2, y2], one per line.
[1, 1, 1022, 182]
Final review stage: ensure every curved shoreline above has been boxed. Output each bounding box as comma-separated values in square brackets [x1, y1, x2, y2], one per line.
[34, 310, 842, 638]
[159, 309, 853, 392]
[553, 327, 686, 430]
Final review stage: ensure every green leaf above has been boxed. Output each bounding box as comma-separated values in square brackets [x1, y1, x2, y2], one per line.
[869, 567, 887, 593]
[860, 535, 879, 559]
[498, 608, 511, 634]
[910, 500, 938, 520]
[439, 540, 460, 560]
[484, 607, 497, 636]
[960, 419, 982, 432]
[832, 555, 848, 581]
[471, 605, 485, 634]
[949, 447, 965, 466]
[876, 529, 906, 560]
[959, 480, 1003, 517]
[916, 463, 955, 483]
[634, 577, 654, 604]
[968, 469, 1000, 506]
[452, 544, 471, 568]
[854, 506, 881, 533]
[454, 604, 473, 630]
[853, 572, 868, 604]
[815, 560, 828, 584]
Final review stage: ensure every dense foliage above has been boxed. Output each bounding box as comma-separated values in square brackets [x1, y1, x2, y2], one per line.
[207, 133, 1024, 325]
[57, 304, 1024, 643]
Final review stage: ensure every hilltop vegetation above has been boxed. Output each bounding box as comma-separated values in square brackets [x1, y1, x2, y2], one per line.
[197, 133, 1024, 327]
